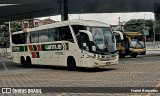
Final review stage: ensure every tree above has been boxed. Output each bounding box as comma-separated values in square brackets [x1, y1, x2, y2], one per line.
[10, 21, 22, 32]
[154, 22, 160, 41]
[124, 19, 154, 41]
[124, 19, 144, 32]
[0, 25, 10, 48]
[0, 21, 22, 48]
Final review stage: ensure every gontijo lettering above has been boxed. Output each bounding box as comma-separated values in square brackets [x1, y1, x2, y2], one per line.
[45, 45, 62, 50]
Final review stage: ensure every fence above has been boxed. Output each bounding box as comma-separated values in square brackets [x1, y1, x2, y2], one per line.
[146, 41, 160, 49]
[0, 48, 11, 57]
[0, 43, 160, 57]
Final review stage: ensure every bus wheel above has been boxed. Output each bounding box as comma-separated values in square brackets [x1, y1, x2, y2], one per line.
[67, 57, 76, 71]
[20, 57, 26, 67]
[26, 57, 32, 68]
[119, 53, 125, 58]
[130, 53, 137, 58]
[141, 52, 146, 55]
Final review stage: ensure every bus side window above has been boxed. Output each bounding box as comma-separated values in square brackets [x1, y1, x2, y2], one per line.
[71, 25, 86, 35]
[49, 28, 60, 41]
[57, 26, 74, 42]
[39, 30, 49, 42]
[21, 33, 27, 44]
[12, 33, 27, 44]
[30, 31, 39, 43]
[12, 34, 19, 44]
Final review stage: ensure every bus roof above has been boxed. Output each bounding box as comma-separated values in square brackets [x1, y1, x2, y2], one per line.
[12, 19, 110, 35]
[122, 32, 143, 36]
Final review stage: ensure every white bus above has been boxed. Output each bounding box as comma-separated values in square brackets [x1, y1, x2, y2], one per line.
[11, 20, 123, 70]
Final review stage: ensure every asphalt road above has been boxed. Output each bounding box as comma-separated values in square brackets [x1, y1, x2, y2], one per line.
[0, 50, 160, 96]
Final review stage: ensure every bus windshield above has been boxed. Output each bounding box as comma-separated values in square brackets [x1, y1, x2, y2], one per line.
[90, 27, 116, 54]
[71, 25, 116, 54]
[130, 36, 145, 48]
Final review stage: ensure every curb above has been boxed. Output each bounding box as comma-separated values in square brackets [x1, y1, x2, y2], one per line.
[146, 49, 160, 51]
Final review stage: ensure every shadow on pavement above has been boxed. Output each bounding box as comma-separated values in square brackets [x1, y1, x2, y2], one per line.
[16, 64, 116, 72]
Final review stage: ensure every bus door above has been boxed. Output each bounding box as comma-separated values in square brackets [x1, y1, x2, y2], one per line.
[119, 37, 126, 55]
[79, 33, 91, 66]
[124, 36, 130, 55]
[37, 51, 46, 65]
[46, 50, 59, 65]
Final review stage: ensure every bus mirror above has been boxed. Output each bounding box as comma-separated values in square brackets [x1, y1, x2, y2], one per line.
[79, 30, 93, 41]
[114, 31, 124, 40]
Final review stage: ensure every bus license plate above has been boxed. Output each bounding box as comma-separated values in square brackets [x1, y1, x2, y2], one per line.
[106, 62, 110, 65]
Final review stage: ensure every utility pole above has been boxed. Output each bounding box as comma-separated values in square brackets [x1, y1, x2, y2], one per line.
[8, 21, 12, 49]
[59, 0, 68, 21]
[144, 14, 147, 28]
[118, 17, 121, 30]
[154, 13, 160, 48]
[118, 17, 120, 25]
[153, 23, 156, 48]
[144, 14, 147, 42]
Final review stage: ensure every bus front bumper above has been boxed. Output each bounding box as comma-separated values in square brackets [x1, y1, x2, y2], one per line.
[129, 48, 146, 54]
[91, 55, 119, 68]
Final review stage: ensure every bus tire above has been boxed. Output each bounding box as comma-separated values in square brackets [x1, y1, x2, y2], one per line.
[26, 56, 32, 68]
[141, 52, 146, 55]
[67, 57, 76, 71]
[20, 56, 26, 67]
[130, 53, 137, 58]
[119, 53, 125, 58]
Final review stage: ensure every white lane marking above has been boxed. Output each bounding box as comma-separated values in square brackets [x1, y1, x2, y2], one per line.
[57, 93, 66, 96]
[2, 62, 8, 71]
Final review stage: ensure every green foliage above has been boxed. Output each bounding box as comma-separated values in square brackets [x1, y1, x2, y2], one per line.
[124, 19, 154, 34]
[153, 22, 160, 41]
[154, 22, 160, 34]
[10, 21, 22, 32]
[124, 19, 154, 40]
[0, 21, 22, 47]
[124, 19, 160, 41]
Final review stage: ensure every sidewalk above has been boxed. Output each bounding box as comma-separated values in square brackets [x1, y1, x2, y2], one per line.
[0, 48, 160, 59]
[146, 48, 160, 51]
[0, 48, 11, 52]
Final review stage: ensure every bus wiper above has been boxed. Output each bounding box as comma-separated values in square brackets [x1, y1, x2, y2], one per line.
[103, 38, 110, 52]
[92, 41, 101, 51]
[137, 41, 143, 48]
[104, 37, 108, 45]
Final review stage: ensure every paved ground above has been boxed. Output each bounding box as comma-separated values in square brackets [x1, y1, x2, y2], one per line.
[0, 50, 160, 96]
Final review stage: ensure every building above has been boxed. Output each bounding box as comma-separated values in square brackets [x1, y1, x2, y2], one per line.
[39, 18, 57, 25]
[110, 22, 125, 31]
[17, 18, 56, 29]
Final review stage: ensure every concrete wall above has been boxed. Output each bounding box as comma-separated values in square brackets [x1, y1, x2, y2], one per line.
[0, 48, 11, 53]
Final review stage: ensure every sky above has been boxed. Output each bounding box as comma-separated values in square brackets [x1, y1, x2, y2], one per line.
[37, 12, 155, 25]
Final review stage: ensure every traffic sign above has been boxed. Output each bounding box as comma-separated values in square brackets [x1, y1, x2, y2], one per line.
[143, 29, 149, 35]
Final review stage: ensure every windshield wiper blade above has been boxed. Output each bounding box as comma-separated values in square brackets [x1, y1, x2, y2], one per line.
[137, 41, 144, 48]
